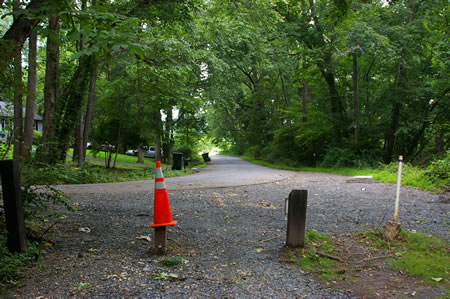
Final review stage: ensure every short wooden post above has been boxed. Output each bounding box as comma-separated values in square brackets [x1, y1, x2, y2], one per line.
[0, 160, 27, 252]
[154, 226, 167, 254]
[286, 189, 307, 248]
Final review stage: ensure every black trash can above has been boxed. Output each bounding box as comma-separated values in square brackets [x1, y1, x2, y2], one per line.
[183, 157, 191, 168]
[172, 152, 183, 170]
[202, 152, 211, 162]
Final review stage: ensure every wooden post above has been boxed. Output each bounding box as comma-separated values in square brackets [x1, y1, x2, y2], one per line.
[154, 226, 167, 254]
[286, 189, 307, 248]
[0, 160, 27, 252]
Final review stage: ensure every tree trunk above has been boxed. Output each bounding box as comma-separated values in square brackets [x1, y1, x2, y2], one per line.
[40, 16, 59, 157]
[383, 62, 403, 164]
[301, 81, 308, 123]
[49, 55, 93, 163]
[155, 109, 162, 162]
[321, 68, 343, 141]
[162, 108, 173, 164]
[22, 30, 37, 160]
[12, 0, 23, 161]
[136, 61, 145, 164]
[73, 112, 84, 166]
[0, 0, 44, 75]
[113, 121, 122, 169]
[81, 61, 98, 163]
[353, 53, 360, 145]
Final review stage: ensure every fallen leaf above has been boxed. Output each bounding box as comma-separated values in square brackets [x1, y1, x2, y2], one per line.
[136, 235, 152, 242]
[431, 277, 443, 282]
[79, 227, 91, 233]
[254, 248, 263, 253]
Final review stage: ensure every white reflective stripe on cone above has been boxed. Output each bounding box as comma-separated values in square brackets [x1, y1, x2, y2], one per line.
[155, 181, 166, 190]
[156, 167, 164, 179]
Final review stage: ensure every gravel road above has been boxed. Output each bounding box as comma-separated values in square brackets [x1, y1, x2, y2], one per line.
[6, 156, 448, 298]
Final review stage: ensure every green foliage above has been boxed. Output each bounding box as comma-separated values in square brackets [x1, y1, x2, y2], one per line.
[174, 147, 192, 158]
[159, 256, 189, 267]
[283, 230, 341, 281]
[373, 160, 448, 193]
[424, 152, 450, 187]
[0, 233, 40, 291]
[32, 130, 41, 146]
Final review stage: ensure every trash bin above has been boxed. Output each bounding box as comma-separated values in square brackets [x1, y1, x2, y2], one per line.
[183, 157, 191, 168]
[202, 152, 211, 162]
[172, 152, 183, 170]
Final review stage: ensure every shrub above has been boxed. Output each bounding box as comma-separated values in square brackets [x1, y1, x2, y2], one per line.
[424, 152, 449, 186]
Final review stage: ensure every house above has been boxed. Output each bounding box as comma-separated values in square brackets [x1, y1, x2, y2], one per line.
[0, 101, 43, 133]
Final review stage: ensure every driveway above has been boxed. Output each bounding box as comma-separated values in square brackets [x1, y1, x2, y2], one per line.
[57, 155, 295, 194]
[6, 156, 448, 298]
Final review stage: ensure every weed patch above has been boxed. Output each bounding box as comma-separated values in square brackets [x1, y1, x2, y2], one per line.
[0, 233, 40, 292]
[282, 230, 448, 298]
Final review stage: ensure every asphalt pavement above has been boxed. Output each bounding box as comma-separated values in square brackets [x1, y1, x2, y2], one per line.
[57, 155, 295, 194]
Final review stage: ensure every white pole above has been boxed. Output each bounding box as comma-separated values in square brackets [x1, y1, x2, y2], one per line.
[394, 155, 403, 223]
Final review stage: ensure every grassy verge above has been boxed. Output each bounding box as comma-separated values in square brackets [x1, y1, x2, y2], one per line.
[360, 230, 450, 286]
[0, 234, 40, 293]
[21, 162, 194, 185]
[236, 155, 447, 192]
[283, 229, 449, 291]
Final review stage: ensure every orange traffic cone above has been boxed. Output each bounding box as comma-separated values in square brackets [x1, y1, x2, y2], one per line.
[150, 161, 177, 227]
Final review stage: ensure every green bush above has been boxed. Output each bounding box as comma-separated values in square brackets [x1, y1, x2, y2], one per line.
[32, 130, 42, 145]
[424, 152, 449, 186]
[320, 147, 356, 168]
[174, 146, 192, 158]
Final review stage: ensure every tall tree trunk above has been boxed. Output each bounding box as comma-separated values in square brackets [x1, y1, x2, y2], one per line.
[300, 55, 308, 123]
[49, 55, 93, 163]
[40, 16, 59, 158]
[23, 29, 37, 160]
[383, 63, 403, 164]
[72, 0, 88, 166]
[12, 0, 23, 161]
[81, 61, 98, 163]
[73, 112, 84, 166]
[113, 121, 122, 169]
[353, 53, 360, 145]
[154, 109, 162, 162]
[0, 0, 44, 75]
[136, 61, 145, 164]
[301, 81, 308, 123]
[162, 108, 173, 164]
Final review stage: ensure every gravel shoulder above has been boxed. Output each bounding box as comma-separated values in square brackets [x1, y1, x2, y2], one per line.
[5, 158, 449, 298]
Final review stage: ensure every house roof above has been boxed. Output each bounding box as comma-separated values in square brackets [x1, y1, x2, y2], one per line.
[0, 101, 43, 120]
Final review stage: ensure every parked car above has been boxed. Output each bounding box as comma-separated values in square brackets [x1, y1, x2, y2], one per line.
[125, 146, 157, 158]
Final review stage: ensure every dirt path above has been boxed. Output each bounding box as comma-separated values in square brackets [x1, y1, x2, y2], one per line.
[5, 157, 448, 298]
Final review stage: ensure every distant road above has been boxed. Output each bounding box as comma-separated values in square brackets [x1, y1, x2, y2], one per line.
[56, 155, 295, 194]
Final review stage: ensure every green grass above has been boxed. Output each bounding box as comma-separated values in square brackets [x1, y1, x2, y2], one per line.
[360, 230, 450, 287]
[282, 230, 342, 281]
[237, 155, 447, 193]
[22, 162, 194, 185]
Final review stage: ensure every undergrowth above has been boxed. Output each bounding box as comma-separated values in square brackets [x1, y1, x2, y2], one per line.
[21, 162, 193, 185]
[0, 233, 41, 293]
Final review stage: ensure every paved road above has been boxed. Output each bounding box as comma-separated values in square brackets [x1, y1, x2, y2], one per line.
[57, 155, 295, 194]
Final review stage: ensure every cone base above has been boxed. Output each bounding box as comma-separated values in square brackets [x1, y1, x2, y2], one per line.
[150, 220, 177, 228]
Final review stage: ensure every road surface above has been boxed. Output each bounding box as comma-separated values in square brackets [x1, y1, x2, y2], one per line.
[57, 155, 295, 194]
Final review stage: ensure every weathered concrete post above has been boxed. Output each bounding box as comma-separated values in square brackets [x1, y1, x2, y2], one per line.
[286, 189, 307, 248]
[0, 160, 27, 252]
